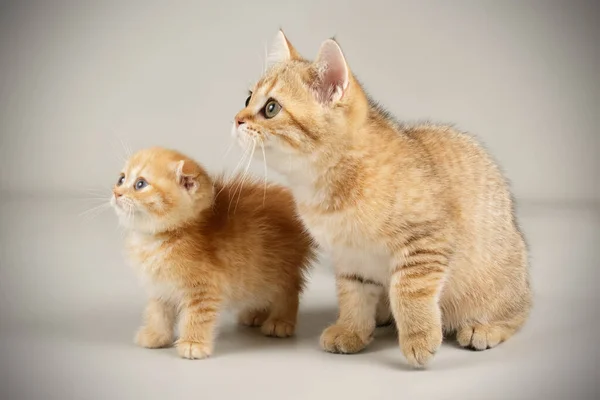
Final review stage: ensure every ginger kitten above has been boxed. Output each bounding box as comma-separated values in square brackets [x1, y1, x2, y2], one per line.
[232, 31, 532, 368]
[111, 147, 315, 359]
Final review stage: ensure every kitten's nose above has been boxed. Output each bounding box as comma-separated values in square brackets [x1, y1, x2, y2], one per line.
[113, 190, 122, 198]
[235, 118, 245, 128]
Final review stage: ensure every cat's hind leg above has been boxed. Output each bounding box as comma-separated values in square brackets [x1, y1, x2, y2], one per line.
[237, 308, 270, 327]
[135, 298, 177, 348]
[456, 309, 529, 351]
[260, 290, 299, 338]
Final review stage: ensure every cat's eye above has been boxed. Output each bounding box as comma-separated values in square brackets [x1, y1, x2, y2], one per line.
[245, 95, 251, 107]
[117, 175, 125, 186]
[134, 178, 148, 190]
[263, 99, 281, 119]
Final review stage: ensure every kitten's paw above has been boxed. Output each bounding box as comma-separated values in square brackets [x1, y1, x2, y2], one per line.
[176, 340, 212, 360]
[320, 325, 370, 354]
[375, 313, 394, 327]
[456, 324, 505, 351]
[261, 319, 295, 338]
[134, 327, 172, 349]
[238, 309, 269, 327]
[400, 327, 442, 368]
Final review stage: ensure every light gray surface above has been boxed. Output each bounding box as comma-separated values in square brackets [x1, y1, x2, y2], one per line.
[0, 198, 598, 399]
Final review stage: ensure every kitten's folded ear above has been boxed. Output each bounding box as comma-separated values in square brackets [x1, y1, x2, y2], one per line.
[312, 39, 350, 104]
[175, 160, 202, 194]
[266, 29, 301, 69]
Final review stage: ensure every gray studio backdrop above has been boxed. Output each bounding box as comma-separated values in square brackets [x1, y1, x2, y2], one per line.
[0, 0, 598, 201]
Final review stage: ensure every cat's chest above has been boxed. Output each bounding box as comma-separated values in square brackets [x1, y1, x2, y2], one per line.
[126, 233, 184, 303]
[299, 205, 392, 283]
[299, 205, 366, 250]
[126, 233, 176, 282]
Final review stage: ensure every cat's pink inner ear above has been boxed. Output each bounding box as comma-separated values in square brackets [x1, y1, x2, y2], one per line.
[314, 39, 349, 104]
[175, 160, 198, 193]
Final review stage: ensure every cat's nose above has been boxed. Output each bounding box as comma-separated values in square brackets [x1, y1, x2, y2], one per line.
[113, 190, 122, 198]
[235, 118, 245, 128]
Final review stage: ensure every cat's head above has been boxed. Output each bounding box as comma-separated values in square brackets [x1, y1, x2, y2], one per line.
[232, 30, 368, 181]
[111, 147, 213, 233]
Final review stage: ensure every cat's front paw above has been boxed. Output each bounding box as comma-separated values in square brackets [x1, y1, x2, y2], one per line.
[134, 327, 173, 349]
[176, 340, 212, 360]
[320, 325, 370, 354]
[399, 327, 442, 368]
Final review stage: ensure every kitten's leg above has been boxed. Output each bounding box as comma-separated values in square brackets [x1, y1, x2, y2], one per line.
[135, 298, 177, 348]
[176, 288, 222, 360]
[238, 308, 270, 327]
[375, 292, 394, 327]
[389, 246, 449, 368]
[261, 291, 298, 338]
[320, 275, 382, 354]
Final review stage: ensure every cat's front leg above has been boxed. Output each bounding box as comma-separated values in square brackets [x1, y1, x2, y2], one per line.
[175, 287, 222, 360]
[135, 298, 177, 348]
[389, 245, 449, 368]
[320, 274, 382, 354]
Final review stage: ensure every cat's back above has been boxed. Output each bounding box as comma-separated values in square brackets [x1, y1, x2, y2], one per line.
[209, 176, 314, 292]
[212, 176, 310, 246]
[401, 123, 513, 208]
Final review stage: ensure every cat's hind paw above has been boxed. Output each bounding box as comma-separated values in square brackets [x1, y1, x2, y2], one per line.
[176, 340, 212, 360]
[261, 319, 295, 338]
[134, 327, 173, 349]
[456, 324, 507, 351]
[238, 309, 270, 327]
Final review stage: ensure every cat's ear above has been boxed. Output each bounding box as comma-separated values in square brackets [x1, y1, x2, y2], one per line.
[175, 160, 200, 194]
[266, 29, 301, 69]
[312, 39, 349, 104]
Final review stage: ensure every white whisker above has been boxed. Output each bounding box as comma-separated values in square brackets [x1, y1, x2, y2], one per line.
[80, 202, 111, 221]
[263, 41, 268, 73]
[216, 142, 252, 201]
[108, 138, 127, 165]
[119, 136, 132, 158]
[221, 138, 235, 162]
[259, 140, 268, 206]
[230, 142, 253, 180]
[233, 140, 256, 214]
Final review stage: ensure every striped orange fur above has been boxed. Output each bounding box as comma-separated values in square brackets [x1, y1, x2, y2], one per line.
[232, 31, 532, 368]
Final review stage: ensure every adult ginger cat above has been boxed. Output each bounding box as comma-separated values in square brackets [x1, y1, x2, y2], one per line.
[232, 31, 532, 367]
[112, 147, 315, 359]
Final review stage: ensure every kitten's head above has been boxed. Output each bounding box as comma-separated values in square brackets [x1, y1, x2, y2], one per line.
[111, 147, 213, 233]
[232, 30, 368, 180]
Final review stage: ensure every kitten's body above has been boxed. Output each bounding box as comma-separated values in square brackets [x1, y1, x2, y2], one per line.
[233, 31, 531, 367]
[113, 147, 314, 359]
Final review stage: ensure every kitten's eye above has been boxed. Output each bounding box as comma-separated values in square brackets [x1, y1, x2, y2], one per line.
[134, 178, 148, 190]
[245, 95, 251, 107]
[263, 99, 281, 119]
[117, 175, 125, 186]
